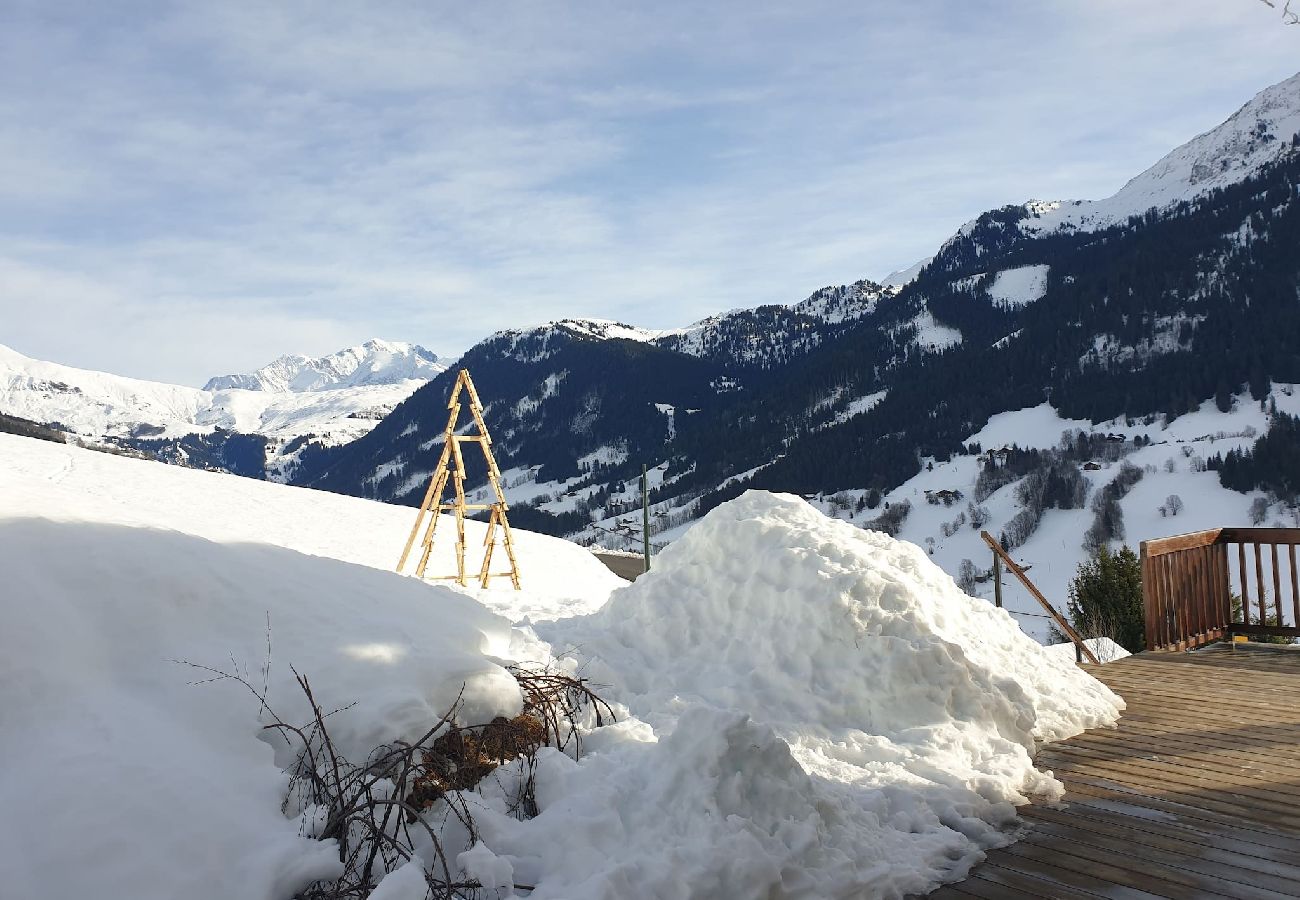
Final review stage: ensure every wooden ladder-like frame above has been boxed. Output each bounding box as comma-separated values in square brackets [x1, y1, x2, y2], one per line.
[396, 369, 521, 589]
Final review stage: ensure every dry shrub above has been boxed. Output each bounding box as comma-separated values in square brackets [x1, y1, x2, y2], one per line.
[181, 653, 614, 899]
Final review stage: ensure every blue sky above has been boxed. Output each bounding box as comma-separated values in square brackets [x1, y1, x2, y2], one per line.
[1, 0, 1297, 385]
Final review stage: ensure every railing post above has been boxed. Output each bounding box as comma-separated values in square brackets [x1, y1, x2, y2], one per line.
[1141, 541, 1155, 651]
[993, 551, 1003, 609]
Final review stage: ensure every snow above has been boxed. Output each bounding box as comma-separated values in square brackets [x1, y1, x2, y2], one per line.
[817, 390, 888, 430]
[0, 435, 621, 900]
[988, 265, 1050, 308]
[0, 341, 437, 455]
[791, 280, 891, 324]
[969, 403, 1095, 451]
[1026, 72, 1300, 235]
[654, 402, 676, 440]
[524, 493, 1122, 898]
[0, 437, 1125, 899]
[1044, 637, 1131, 664]
[881, 256, 932, 288]
[875, 390, 1300, 641]
[204, 339, 447, 392]
[906, 309, 963, 352]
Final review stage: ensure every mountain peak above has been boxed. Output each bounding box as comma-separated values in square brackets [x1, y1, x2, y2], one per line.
[1029, 70, 1300, 234]
[203, 340, 448, 392]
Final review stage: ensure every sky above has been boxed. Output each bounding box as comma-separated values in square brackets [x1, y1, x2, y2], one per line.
[1, 1, 1297, 385]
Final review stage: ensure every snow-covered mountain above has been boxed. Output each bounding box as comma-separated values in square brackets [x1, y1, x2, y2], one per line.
[992, 71, 1300, 240]
[204, 338, 447, 392]
[293, 69, 1300, 587]
[0, 340, 445, 479]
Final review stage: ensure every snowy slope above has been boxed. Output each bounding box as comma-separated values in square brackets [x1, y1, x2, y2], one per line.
[1, 435, 1122, 899]
[0, 341, 441, 465]
[1031, 71, 1300, 234]
[0, 433, 625, 900]
[204, 338, 447, 392]
[803, 390, 1298, 642]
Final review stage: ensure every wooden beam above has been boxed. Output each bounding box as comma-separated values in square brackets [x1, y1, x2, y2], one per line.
[1142, 528, 1223, 557]
[980, 531, 1099, 664]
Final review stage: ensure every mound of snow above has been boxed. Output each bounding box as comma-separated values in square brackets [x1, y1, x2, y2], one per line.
[517, 492, 1123, 897]
[0, 433, 623, 899]
[0, 439, 1127, 899]
[1044, 637, 1132, 664]
[0, 518, 526, 900]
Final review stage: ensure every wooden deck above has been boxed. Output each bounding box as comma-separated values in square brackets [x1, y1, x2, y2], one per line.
[930, 643, 1300, 900]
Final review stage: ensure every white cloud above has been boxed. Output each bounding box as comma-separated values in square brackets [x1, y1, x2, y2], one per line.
[0, 0, 1296, 383]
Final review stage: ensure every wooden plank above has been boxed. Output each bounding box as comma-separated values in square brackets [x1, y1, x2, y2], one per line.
[1221, 527, 1300, 545]
[998, 840, 1188, 899]
[1048, 734, 1300, 800]
[1240, 541, 1252, 626]
[1091, 721, 1300, 773]
[1290, 544, 1299, 628]
[1091, 675, 1300, 709]
[1231, 623, 1300, 639]
[1143, 528, 1223, 556]
[1023, 801, 1300, 870]
[1256, 542, 1267, 625]
[966, 863, 1112, 900]
[1037, 751, 1300, 823]
[1016, 820, 1300, 900]
[1141, 542, 1157, 651]
[980, 531, 1098, 663]
[1055, 718, 1300, 771]
[1274, 543, 1285, 627]
[1059, 776, 1300, 849]
[1059, 769, 1300, 843]
[1013, 816, 1300, 900]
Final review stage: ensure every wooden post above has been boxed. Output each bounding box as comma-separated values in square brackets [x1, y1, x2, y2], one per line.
[641, 464, 651, 574]
[992, 551, 1003, 609]
[980, 531, 1099, 664]
[395, 369, 522, 590]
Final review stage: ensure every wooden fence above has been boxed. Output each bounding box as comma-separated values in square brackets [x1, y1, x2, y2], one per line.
[1141, 527, 1300, 651]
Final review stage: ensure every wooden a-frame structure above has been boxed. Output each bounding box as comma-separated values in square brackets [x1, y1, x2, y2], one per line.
[396, 369, 521, 589]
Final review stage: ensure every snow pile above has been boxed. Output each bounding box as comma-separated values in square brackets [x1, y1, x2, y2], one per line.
[0, 438, 1125, 899]
[505, 492, 1124, 897]
[1044, 637, 1132, 664]
[0, 433, 624, 899]
[0, 519, 527, 900]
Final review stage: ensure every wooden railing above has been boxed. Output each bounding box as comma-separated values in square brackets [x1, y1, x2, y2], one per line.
[981, 531, 1100, 664]
[1141, 527, 1300, 651]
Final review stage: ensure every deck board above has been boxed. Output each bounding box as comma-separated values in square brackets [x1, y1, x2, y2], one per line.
[926, 643, 1300, 899]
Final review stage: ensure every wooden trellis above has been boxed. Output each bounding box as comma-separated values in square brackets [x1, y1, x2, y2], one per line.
[396, 369, 521, 589]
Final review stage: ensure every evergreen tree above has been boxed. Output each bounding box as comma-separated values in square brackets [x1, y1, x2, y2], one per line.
[1066, 544, 1145, 653]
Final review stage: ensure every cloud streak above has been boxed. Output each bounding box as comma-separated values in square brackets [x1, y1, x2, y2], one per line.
[0, 0, 1296, 383]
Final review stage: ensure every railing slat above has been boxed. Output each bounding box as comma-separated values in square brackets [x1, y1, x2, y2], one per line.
[1190, 547, 1203, 644]
[1142, 529, 1300, 650]
[1238, 541, 1250, 626]
[1217, 543, 1232, 629]
[1273, 543, 1284, 627]
[1140, 543, 1156, 651]
[1290, 543, 1299, 629]
[1255, 542, 1267, 625]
